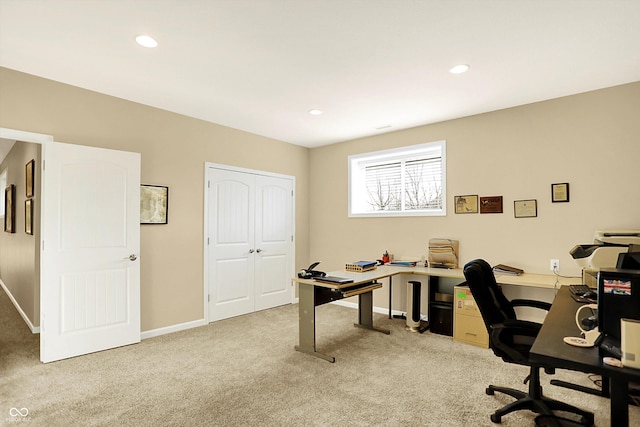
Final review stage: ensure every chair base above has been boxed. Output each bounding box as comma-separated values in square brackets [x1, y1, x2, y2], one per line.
[485, 367, 594, 426]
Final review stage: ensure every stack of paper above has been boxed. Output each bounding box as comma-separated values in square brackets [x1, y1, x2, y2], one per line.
[493, 264, 524, 275]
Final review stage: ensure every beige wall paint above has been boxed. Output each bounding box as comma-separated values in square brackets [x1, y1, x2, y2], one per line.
[2, 65, 638, 331]
[0, 141, 41, 327]
[0, 67, 310, 332]
[309, 82, 640, 311]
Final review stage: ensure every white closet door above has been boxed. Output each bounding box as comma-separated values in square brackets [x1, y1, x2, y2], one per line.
[254, 175, 294, 311]
[208, 169, 256, 321]
[207, 166, 294, 322]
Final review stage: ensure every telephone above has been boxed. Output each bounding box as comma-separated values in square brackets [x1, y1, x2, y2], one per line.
[297, 261, 326, 279]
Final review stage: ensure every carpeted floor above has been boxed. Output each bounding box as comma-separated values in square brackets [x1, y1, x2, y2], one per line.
[1, 289, 638, 426]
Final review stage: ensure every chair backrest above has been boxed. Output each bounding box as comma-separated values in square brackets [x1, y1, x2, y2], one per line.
[463, 259, 517, 333]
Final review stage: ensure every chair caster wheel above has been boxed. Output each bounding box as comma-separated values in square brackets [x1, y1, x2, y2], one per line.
[486, 387, 495, 395]
[490, 413, 501, 423]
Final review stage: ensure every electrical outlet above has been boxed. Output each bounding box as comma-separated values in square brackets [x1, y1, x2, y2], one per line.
[550, 259, 560, 272]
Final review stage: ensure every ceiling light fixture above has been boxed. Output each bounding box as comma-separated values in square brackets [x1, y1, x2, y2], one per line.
[449, 64, 470, 74]
[308, 109, 323, 115]
[136, 35, 158, 48]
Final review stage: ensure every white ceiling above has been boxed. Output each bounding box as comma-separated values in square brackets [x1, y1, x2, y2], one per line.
[1, 1, 639, 148]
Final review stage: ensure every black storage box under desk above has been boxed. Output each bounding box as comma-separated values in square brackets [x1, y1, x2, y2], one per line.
[430, 301, 453, 336]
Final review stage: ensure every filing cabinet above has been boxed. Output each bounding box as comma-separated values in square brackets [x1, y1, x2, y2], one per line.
[453, 285, 489, 348]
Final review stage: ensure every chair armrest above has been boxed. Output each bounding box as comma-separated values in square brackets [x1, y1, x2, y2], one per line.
[501, 318, 542, 335]
[510, 299, 551, 312]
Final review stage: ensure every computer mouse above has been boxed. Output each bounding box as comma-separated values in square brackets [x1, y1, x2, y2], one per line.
[582, 291, 597, 300]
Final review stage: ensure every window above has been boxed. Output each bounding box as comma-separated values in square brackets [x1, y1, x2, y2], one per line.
[348, 141, 446, 217]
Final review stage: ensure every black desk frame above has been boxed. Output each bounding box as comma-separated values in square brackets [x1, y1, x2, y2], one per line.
[531, 286, 640, 427]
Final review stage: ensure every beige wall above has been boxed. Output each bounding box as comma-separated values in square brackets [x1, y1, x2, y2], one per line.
[0, 67, 310, 332]
[0, 141, 41, 327]
[2, 64, 639, 332]
[309, 81, 640, 307]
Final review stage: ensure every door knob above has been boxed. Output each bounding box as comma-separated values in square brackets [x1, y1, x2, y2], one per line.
[129, 254, 138, 261]
[256, 249, 263, 253]
[249, 249, 255, 253]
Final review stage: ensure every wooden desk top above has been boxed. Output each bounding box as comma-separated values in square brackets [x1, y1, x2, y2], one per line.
[294, 264, 575, 290]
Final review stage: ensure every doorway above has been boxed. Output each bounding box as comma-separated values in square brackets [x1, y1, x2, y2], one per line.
[205, 163, 295, 322]
[0, 127, 142, 363]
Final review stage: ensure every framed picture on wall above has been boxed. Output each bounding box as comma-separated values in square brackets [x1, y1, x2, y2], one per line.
[4, 184, 15, 233]
[454, 195, 479, 214]
[514, 199, 537, 218]
[140, 184, 169, 224]
[479, 196, 503, 214]
[26, 159, 35, 198]
[551, 182, 570, 203]
[25, 199, 33, 235]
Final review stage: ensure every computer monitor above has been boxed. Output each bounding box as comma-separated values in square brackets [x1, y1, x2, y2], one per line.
[597, 268, 640, 342]
[616, 244, 640, 270]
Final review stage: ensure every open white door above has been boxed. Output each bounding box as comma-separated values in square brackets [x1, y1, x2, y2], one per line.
[40, 141, 140, 363]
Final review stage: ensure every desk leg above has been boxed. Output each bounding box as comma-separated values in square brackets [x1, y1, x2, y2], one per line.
[355, 291, 390, 335]
[609, 378, 629, 427]
[388, 276, 393, 319]
[294, 282, 335, 363]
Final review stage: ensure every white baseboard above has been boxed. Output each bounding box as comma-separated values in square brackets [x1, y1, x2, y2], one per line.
[0, 279, 40, 333]
[141, 318, 207, 340]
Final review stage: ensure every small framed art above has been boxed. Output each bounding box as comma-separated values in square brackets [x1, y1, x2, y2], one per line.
[140, 184, 169, 224]
[26, 159, 35, 198]
[551, 183, 570, 203]
[25, 199, 33, 235]
[4, 184, 15, 233]
[480, 196, 503, 214]
[514, 199, 537, 218]
[454, 195, 478, 214]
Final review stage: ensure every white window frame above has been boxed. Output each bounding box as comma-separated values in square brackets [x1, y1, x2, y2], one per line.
[348, 140, 446, 217]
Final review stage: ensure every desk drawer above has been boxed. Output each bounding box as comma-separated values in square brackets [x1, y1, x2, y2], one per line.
[454, 313, 489, 348]
[454, 286, 481, 317]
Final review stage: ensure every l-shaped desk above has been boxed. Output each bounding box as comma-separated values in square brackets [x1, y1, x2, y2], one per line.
[293, 265, 574, 362]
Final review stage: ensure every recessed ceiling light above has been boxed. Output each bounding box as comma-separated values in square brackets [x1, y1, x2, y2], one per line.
[308, 109, 323, 115]
[136, 35, 158, 48]
[449, 64, 470, 74]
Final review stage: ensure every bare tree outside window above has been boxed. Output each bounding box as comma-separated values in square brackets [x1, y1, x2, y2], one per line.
[349, 140, 446, 217]
[366, 178, 400, 211]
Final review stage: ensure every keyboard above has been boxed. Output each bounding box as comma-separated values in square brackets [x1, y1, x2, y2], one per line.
[569, 284, 597, 302]
[569, 284, 590, 296]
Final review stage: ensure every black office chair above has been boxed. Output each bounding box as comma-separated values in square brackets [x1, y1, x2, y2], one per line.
[462, 259, 594, 425]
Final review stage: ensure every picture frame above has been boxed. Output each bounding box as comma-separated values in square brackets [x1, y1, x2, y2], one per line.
[140, 184, 169, 224]
[551, 182, 570, 203]
[454, 195, 479, 214]
[4, 184, 15, 233]
[514, 199, 537, 218]
[26, 159, 35, 198]
[479, 196, 503, 214]
[25, 199, 33, 235]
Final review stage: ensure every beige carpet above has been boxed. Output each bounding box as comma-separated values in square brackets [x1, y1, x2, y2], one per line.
[1, 289, 638, 426]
